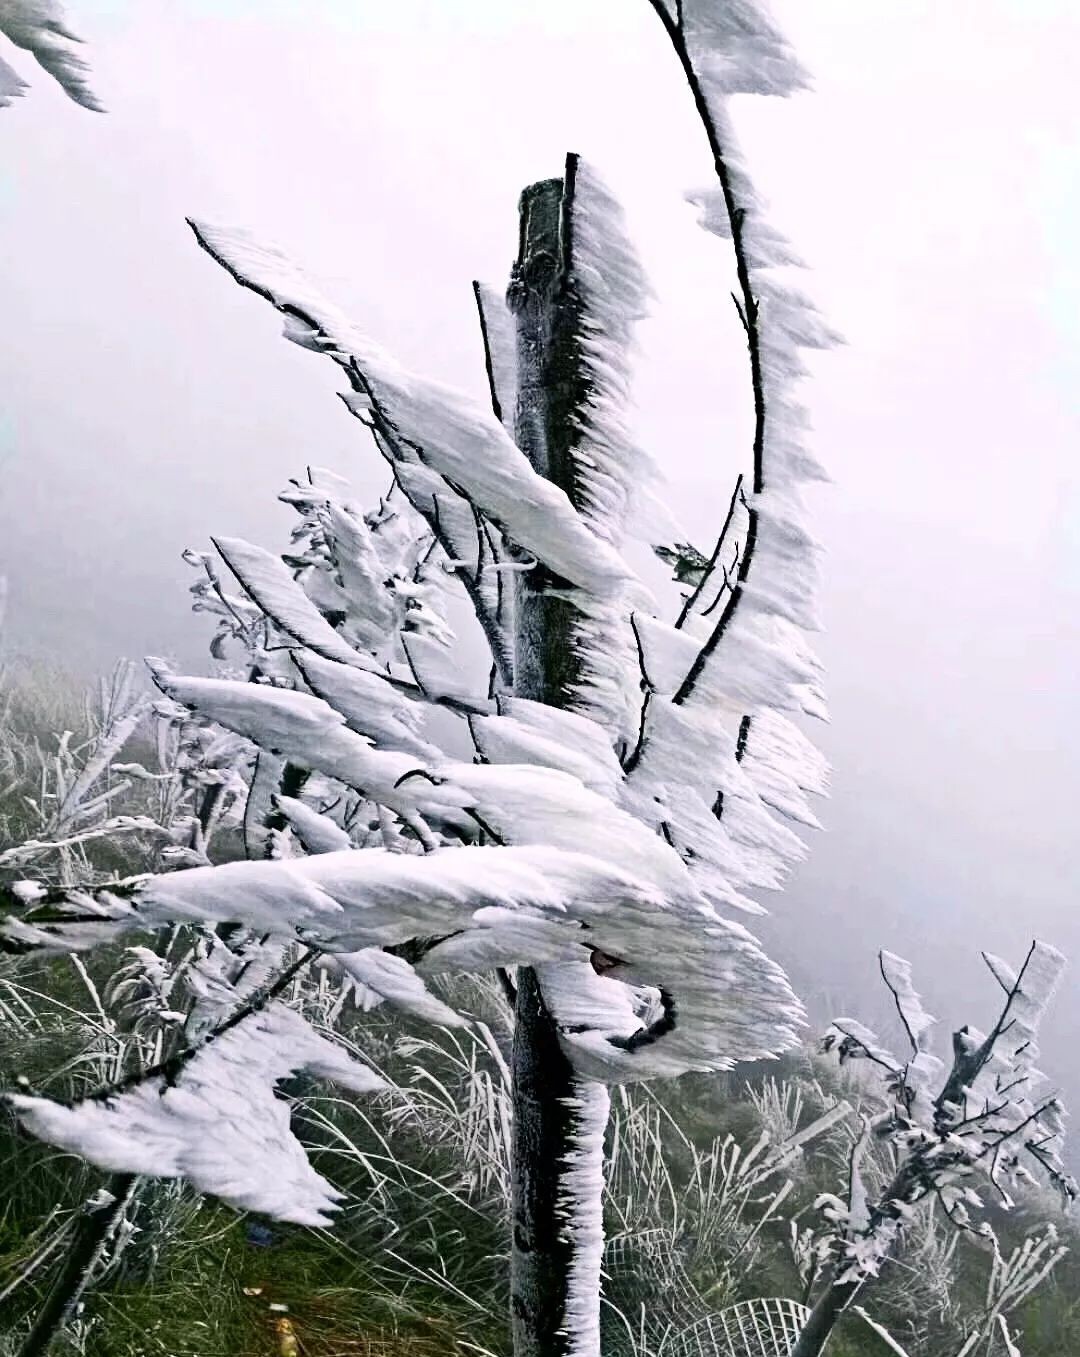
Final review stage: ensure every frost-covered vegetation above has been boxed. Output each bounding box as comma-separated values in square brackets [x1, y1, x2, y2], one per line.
[0, 665, 1074, 1354]
[0, 690, 1076, 1356]
[2, 1, 1075, 1355]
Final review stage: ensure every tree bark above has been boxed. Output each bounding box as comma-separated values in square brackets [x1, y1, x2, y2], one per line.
[506, 159, 608, 1357]
[788, 1270, 864, 1357]
[509, 969, 581, 1356]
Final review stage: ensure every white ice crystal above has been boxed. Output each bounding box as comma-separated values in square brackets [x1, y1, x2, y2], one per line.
[0, 0, 100, 109]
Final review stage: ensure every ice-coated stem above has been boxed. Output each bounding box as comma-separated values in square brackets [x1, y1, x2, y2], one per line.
[644, 0, 763, 707]
[15, 1176, 136, 1357]
[788, 1269, 865, 1357]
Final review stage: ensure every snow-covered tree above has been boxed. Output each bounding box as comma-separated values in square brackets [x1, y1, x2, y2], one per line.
[1, 3, 835, 1353]
[0, 0, 100, 111]
[791, 945, 1076, 1357]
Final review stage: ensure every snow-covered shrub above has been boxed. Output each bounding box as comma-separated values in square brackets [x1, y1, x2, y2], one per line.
[789, 946, 1076, 1357]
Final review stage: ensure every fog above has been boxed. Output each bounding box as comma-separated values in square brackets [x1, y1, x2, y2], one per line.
[2, 2, 1078, 1104]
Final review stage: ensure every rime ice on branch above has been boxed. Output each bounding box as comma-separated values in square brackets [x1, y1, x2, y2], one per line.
[3, 0, 832, 1276]
[790, 944, 1076, 1357]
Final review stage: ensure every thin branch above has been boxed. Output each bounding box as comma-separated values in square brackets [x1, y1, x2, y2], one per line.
[606, 986, 678, 1053]
[824, 1026, 901, 1078]
[472, 279, 506, 426]
[347, 379, 514, 688]
[621, 613, 656, 773]
[14, 1178, 137, 1357]
[674, 472, 744, 629]
[183, 223, 512, 690]
[22, 947, 320, 1108]
[878, 950, 921, 1062]
[464, 807, 506, 845]
[734, 713, 752, 762]
[935, 942, 1038, 1131]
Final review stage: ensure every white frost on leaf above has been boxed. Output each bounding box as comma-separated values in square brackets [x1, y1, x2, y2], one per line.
[469, 708, 622, 799]
[325, 948, 466, 1029]
[272, 795, 352, 855]
[211, 536, 380, 670]
[295, 652, 440, 762]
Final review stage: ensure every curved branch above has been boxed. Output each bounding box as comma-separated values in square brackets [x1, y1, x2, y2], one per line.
[186, 222, 513, 690]
[645, 3, 766, 708]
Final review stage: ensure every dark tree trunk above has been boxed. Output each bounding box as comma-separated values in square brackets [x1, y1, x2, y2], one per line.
[15, 1175, 136, 1357]
[788, 1271, 864, 1357]
[509, 968, 581, 1356]
[505, 158, 608, 1357]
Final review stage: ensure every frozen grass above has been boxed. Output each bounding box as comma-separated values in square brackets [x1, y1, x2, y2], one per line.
[0, 660, 160, 883]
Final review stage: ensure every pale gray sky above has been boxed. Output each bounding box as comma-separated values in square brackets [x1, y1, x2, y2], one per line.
[2, 1, 1078, 1095]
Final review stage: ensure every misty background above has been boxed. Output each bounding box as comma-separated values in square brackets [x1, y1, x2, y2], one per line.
[2, 2, 1078, 1108]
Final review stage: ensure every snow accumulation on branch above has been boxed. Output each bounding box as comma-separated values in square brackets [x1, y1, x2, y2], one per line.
[0, 0, 101, 110]
[613, 0, 835, 932]
[4, 835, 802, 1081]
[640, 0, 835, 730]
[187, 218, 636, 602]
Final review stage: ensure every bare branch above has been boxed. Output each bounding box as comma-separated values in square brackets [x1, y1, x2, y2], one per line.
[674, 472, 744, 629]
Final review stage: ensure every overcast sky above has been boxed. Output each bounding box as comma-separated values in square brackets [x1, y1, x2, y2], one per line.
[2, 1, 1078, 1100]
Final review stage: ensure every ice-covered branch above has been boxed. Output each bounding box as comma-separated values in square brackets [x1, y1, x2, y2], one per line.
[2, 834, 802, 1085]
[0, 0, 101, 111]
[8, 995, 383, 1225]
[797, 942, 1075, 1357]
[186, 218, 635, 620]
